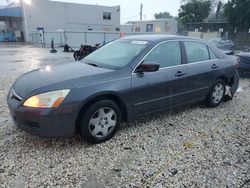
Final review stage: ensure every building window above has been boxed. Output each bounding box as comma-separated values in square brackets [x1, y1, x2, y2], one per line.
[135, 27, 140, 32]
[146, 24, 153, 32]
[87, 26, 93, 31]
[115, 27, 120, 32]
[155, 26, 161, 33]
[103, 12, 111, 20]
[165, 22, 170, 32]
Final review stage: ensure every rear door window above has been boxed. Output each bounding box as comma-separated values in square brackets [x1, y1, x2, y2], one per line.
[208, 48, 218, 60]
[184, 42, 210, 63]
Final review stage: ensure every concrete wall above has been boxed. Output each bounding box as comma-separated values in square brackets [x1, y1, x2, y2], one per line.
[188, 31, 220, 40]
[22, 0, 120, 41]
[230, 31, 250, 50]
[187, 31, 250, 50]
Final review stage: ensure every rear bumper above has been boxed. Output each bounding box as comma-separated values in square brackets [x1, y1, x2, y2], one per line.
[7, 95, 78, 138]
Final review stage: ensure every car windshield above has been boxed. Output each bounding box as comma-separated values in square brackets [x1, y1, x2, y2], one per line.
[81, 40, 149, 69]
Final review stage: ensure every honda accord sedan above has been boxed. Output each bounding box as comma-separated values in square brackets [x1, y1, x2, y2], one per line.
[7, 35, 239, 143]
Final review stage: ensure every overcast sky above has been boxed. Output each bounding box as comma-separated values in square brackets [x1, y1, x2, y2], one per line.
[0, 0, 182, 23]
[57, 0, 182, 23]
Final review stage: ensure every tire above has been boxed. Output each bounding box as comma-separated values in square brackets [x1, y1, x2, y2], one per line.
[73, 51, 80, 60]
[206, 79, 226, 107]
[79, 100, 121, 144]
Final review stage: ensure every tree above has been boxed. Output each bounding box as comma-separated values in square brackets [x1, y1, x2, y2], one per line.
[207, 1, 225, 22]
[223, 0, 250, 29]
[215, 1, 223, 19]
[154, 11, 173, 19]
[178, 0, 211, 24]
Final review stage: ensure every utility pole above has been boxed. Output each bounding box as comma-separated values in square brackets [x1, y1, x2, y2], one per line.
[140, 3, 143, 21]
[21, 0, 29, 42]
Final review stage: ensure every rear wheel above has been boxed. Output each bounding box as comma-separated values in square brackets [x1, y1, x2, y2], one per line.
[207, 79, 226, 107]
[73, 50, 80, 60]
[79, 100, 121, 143]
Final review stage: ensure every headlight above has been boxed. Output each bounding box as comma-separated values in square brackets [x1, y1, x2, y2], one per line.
[23, 89, 70, 108]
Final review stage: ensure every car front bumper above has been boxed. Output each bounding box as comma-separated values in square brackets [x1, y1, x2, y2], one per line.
[7, 90, 78, 138]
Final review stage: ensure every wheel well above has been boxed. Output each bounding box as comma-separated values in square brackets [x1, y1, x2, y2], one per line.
[75, 94, 128, 130]
[217, 76, 229, 85]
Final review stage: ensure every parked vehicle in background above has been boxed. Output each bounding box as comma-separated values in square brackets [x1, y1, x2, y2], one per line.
[236, 49, 250, 76]
[242, 46, 250, 52]
[208, 38, 235, 55]
[7, 35, 239, 143]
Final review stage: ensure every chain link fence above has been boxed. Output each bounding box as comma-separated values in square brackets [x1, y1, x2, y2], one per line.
[28, 30, 153, 48]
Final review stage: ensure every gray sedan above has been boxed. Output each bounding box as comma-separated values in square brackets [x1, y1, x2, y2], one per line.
[7, 35, 239, 143]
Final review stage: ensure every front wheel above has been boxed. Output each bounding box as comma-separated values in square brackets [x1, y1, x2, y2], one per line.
[206, 79, 226, 107]
[79, 100, 121, 144]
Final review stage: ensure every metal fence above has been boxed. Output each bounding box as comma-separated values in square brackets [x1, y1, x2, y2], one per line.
[186, 30, 250, 50]
[28, 30, 154, 48]
[229, 31, 250, 50]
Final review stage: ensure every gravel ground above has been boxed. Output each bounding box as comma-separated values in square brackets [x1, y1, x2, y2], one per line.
[0, 44, 250, 188]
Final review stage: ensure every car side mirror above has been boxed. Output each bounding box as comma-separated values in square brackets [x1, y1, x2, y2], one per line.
[135, 62, 160, 73]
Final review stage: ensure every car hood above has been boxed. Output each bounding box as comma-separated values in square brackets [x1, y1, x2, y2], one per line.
[13, 62, 113, 98]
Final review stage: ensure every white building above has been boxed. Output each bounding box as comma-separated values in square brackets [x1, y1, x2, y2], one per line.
[23, 0, 120, 32]
[1, 0, 121, 42]
[124, 19, 178, 35]
[1, 1, 178, 46]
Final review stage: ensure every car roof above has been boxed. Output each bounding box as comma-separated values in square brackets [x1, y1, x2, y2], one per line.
[122, 35, 201, 42]
[122, 35, 226, 59]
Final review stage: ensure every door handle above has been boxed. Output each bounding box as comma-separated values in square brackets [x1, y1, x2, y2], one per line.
[175, 71, 185, 77]
[211, 64, 219, 69]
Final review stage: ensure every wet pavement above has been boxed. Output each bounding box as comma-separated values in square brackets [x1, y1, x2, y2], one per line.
[0, 43, 75, 76]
